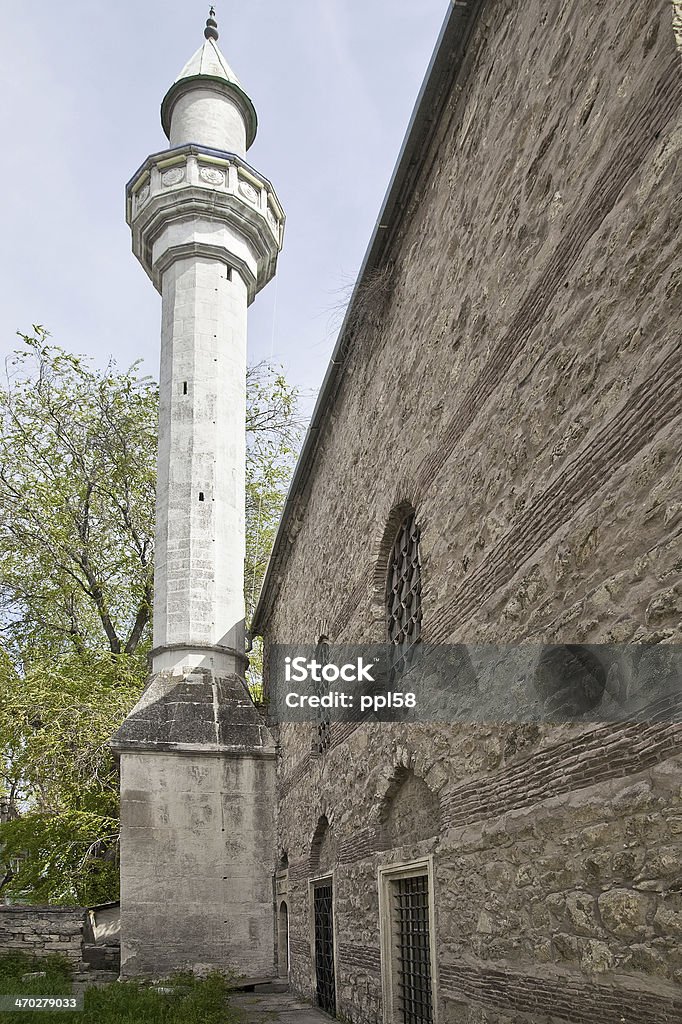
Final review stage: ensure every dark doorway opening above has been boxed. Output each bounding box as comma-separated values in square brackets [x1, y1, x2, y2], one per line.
[278, 901, 289, 979]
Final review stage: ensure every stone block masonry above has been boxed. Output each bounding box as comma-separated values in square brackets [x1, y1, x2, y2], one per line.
[0, 906, 85, 967]
[259, 0, 682, 1021]
[118, 745, 276, 978]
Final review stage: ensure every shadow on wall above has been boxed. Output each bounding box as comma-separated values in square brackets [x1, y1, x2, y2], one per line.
[310, 816, 337, 877]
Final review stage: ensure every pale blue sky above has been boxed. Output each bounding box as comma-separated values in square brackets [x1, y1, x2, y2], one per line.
[0, 1, 447, 406]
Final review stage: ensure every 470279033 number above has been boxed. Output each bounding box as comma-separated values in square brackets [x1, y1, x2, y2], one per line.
[0, 995, 84, 1011]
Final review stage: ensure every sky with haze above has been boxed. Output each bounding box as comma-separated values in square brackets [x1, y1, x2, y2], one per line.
[0, 1, 447, 410]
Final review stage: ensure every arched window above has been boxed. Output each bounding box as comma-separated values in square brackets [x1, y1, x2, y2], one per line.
[310, 815, 337, 875]
[312, 622, 332, 755]
[386, 509, 422, 674]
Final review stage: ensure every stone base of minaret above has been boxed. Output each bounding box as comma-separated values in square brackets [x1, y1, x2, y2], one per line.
[111, 671, 276, 979]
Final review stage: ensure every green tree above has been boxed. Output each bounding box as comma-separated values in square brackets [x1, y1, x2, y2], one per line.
[0, 328, 301, 904]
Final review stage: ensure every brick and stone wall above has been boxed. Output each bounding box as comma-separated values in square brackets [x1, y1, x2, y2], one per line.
[0, 907, 85, 967]
[262, 0, 682, 1021]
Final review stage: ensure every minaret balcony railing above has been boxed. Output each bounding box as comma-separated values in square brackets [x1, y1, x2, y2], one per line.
[127, 144, 284, 243]
[125, 144, 284, 297]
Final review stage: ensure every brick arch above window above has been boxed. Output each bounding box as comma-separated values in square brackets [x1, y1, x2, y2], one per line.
[372, 500, 416, 602]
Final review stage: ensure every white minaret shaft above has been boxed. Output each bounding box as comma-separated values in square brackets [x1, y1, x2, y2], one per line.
[113, 10, 283, 979]
[154, 255, 248, 671]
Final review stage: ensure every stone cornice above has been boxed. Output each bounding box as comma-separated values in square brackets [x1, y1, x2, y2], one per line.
[111, 741, 277, 759]
[151, 240, 258, 299]
[149, 640, 250, 670]
[125, 144, 283, 222]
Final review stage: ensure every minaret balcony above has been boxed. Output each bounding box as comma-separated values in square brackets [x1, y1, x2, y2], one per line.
[126, 143, 285, 300]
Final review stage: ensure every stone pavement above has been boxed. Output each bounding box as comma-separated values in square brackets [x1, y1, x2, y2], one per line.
[231, 992, 331, 1024]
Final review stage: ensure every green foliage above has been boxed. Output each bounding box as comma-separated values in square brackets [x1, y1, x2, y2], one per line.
[0, 650, 139, 904]
[0, 954, 237, 1024]
[0, 330, 157, 667]
[244, 361, 303, 690]
[0, 328, 301, 906]
[0, 653, 138, 815]
[244, 361, 302, 618]
[0, 634, 144, 906]
[0, 950, 72, 994]
[83, 973, 236, 1024]
[0, 811, 119, 906]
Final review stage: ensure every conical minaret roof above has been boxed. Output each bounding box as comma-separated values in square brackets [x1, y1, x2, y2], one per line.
[175, 36, 243, 87]
[161, 8, 258, 149]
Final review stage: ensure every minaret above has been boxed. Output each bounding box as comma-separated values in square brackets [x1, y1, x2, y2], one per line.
[112, 9, 283, 979]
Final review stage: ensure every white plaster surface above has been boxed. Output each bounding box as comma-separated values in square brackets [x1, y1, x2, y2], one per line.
[151, 215, 260, 287]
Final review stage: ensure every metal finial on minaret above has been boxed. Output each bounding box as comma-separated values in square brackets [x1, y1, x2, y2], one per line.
[204, 6, 219, 40]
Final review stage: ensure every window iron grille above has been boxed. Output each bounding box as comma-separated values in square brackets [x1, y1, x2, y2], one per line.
[312, 634, 332, 754]
[313, 881, 336, 1016]
[386, 511, 422, 678]
[392, 875, 433, 1024]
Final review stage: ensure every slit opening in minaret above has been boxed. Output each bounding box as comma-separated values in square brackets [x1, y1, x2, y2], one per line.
[199, 492, 205, 502]
[183, 382, 188, 394]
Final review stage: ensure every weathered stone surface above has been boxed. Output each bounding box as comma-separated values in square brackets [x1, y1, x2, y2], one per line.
[118, 745, 276, 979]
[565, 893, 599, 936]
[579, 939, 614, 974]
[112, 669, 272, 752]
[653, 899, 682, 938]
[0, 907, 85, 966]
[257, 0, 682, 1020]
[598, 889, 652, 939]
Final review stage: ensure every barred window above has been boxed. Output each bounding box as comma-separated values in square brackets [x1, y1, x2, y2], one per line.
[312, 624, 332, 755]
[386, 511, 422, 672]
[379, 860, 435, 1024]
[391, 875, 433, 1024]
